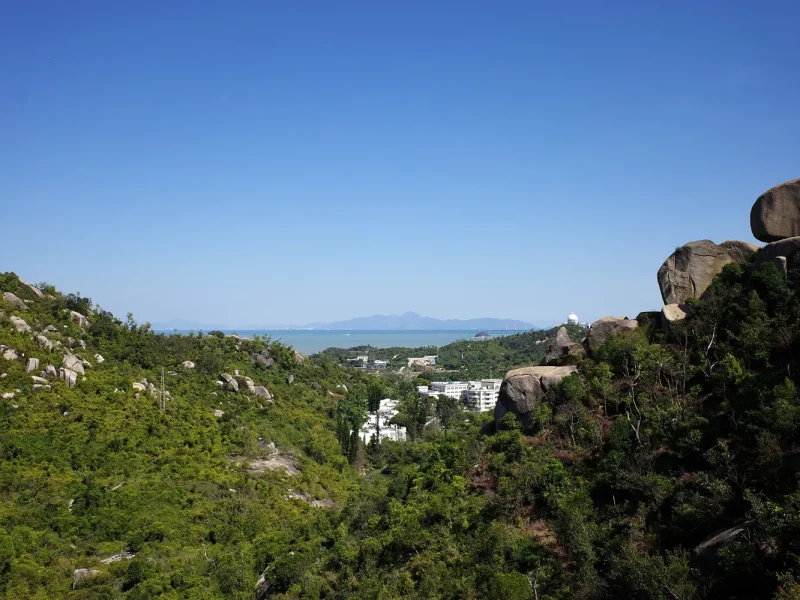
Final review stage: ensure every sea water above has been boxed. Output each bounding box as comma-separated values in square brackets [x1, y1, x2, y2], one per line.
[157, 329, 522, 354]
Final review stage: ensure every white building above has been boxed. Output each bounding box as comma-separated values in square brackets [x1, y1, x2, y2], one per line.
[464, 379, 503, 413]
[359, 398, 407, 444]
[374, 360, 388, 368]
[419, 379, 503, 413]
[568, 313, 579, 325]
[429, 381, 469, 399]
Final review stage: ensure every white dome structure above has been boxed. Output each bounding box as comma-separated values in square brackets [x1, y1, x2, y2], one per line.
[567, 313, 579, 325]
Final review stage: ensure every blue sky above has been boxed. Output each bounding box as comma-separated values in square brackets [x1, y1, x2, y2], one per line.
[2, 1, 798, 327]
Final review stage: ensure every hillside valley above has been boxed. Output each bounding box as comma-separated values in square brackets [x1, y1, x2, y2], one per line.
[2, 179, 800, 599]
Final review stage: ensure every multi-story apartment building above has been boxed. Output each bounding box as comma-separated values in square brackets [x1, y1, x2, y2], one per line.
[417, 379, 503, 413]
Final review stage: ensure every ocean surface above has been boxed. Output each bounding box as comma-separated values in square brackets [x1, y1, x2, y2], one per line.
[157, 329, 528, 354]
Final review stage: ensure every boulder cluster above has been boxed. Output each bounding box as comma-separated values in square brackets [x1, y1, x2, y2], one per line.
[495, 177, 800, 429]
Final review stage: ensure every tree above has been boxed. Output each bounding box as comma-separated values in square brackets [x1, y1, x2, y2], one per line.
[435, 394, 462, 439]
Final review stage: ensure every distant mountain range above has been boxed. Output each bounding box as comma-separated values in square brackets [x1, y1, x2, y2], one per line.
[302, 312, 539, 331]
[152, 312, 539, 332]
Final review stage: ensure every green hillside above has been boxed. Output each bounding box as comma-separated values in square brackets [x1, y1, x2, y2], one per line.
[3, 253, 800, 599]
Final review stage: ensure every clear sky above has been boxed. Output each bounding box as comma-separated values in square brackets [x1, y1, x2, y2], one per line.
[2, 1, 798, 327]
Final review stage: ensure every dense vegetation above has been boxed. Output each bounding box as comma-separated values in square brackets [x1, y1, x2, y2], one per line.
[2, 254, 800, 598]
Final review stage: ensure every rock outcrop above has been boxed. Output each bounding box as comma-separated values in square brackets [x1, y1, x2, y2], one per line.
[63, 353, 85, 375]
[219, 373, 239, 392]
[657, 240, 756, 305]
[73, 568, 102, 588]
[69, 310, 90, 328]
[545, 327, 586, 365]
[661, 304, 693, 329]
[254, 386, 272, 400]
[750, 178, 800, 242]
[586, 317, 639, 355]
[753, 236, 800, 273]
[10, 316, 30, 333]
[3, 292, 26, 311]
[494, 366, 578, 426]
[181, 360, 195, 369]
[20, 280, 43, 298]
[25, 358, 39, 373]
[256, 354, 275, 368]
[36, 335, 53, 351]
[59, 367, 77, 388]
[237, 375, 256, 393]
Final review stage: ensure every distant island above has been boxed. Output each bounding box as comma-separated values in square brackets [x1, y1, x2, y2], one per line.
[152, 311, 539, 332]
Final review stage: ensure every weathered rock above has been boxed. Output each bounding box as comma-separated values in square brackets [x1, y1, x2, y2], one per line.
[95, 354, 105, 364]
[25, 358, 39, 373]
[2, 348, 18, 361]
[132, 382, 146, 391]
[586, 317, 639, 355]
[219, 373, 239, 392]
[212, 409, 225, 418]
[256, 354, 275, 368]
[311, 382, 322, 390]
[494, 366, 578, 426]
[657, 240, 755, 305]
[254, 386, 272, 400]
[19, 280, 43, 298]
[754, 236, 800, 273]
[63, 353, 85, 375]
[31, 375, 47, 384]
[10, 316, 30, 333]
[36, 335, 53, 351]
[33, 384, 51, 392]
[45, 365, 58, 378]
[237, 376, 255, 393]
[287, 374, 294, 385]
[1, 392, 15, 399]
[719, 240, 760, 264]
[635, 311, 662, 328]
[69, 310, 90, 328]
[694, 521, 751, 559]
[295, 351, 305, 364]
[43, 325, 57, 332]
[181, 360, 195, 369]
[545, 327, 586, 365]
[750, 178, 800, 242]
[661, 303, 694, 329]
[73, 568, 102, 588]
[60, 367, 77, 388]
[2, 292, 26, 311]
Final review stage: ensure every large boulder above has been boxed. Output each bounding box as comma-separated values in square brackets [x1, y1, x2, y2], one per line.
[73, 568, 102, 588]
[36, 335, 53, 351]
[494, 366, 578, 426]
[219, 373, 239, 392]
[9, 316, 30, 333]
[719, 240, 760, 264]
[181, 360, 195, 369]
[545, 327, 586, 365]
[69, 310, 91, 328]
[256, 354, 275, 368]
[750, 178, 800, 242]
[59, 367, 77, 388]
[63, 353, 85, 375]
[254, 386, 272, 400]
[754, 236, 800, 273]
[3, 292, 26, 311]
[657, 240, 756, 305]
[586, 317, 639, 355]
[25, 358, 39, 374]
[237, 375, 255, 393]
[19, 280, 43, 298]
[661, 304, 694, 331]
